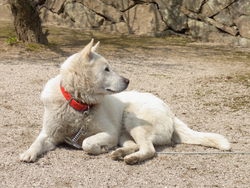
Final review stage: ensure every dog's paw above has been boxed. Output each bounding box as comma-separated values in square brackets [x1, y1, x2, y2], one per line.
[19, 150, 37, 163]
[124, 155, 140, 165]
[82, 142, 109, 155]
[110, 149, 125, 161]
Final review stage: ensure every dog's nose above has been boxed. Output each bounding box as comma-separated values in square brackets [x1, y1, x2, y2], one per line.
[124, 78, 129, 85]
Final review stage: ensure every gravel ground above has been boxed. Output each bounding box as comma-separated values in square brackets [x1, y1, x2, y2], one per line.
[0, 39, 249, 187]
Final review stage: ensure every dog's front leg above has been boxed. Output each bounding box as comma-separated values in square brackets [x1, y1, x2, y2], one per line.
[20, 129, 56, 162]
[82, 132, 117, 155]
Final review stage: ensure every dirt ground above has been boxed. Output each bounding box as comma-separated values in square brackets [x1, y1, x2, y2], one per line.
[0, 24, 250, 187]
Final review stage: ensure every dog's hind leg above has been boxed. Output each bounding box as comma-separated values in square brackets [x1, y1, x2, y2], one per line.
[20, 129, 56, 162]
[123, 126, 156, 165]
[82, 132, 118, 155]
[111, 131, 139, 161]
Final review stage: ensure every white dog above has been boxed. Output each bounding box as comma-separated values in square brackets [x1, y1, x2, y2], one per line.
[20, 39, 231, 164]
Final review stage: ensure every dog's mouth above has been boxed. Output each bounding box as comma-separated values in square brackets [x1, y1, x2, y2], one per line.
[105, 87, 126, 94]
[105, 88, 117, 93]
[104, 79, 129, 94]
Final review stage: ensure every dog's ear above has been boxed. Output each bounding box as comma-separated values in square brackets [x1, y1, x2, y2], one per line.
[91, 41, 100, 52]
[80, 39, 94, 61]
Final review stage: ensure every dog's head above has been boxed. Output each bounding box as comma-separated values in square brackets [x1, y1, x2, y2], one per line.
[61, 39, 129, 103]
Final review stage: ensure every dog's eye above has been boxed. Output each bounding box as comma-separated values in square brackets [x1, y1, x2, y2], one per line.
[104, 67, 110, 72]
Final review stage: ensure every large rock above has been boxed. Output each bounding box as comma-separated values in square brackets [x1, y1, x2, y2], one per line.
[238, 37, 250, 47]
[122, 3, 166, 36]
[41, 2, 104, 29]
[204, 17, 237, 36]
[0, 4, 12, 21]
[201, 0, 235, 17]
[99, 0, 131, 12]
[76, 0, 122, 23]
[64, 2, 103, 28]
[114, 22, 129, 34]
[39, 0, 72, 27]
[155, 0, 187, 32]
[45, 0, 66, 13]
[188, 18, 217, 41]
[40, 7, 73, 27]
[235, 16, 250, 39]
[213, 8, 234, 26]
[231, 0, 250, 16]
[182, 0, 204, 13]
[100, 21, 129, 34]
[229, 0, 250, 20]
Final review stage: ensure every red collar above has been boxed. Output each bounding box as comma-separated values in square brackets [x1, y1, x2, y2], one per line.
[60, 85, 91, 112]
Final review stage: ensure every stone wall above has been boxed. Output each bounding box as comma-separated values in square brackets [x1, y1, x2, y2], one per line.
[1, 0, 250, 46]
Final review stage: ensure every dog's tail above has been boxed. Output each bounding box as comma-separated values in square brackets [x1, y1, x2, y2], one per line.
[172, 117, 231, 150]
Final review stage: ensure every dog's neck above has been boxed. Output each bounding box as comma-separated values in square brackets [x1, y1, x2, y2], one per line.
[61, 81, 104, 105]
[60, 84, 92, 112]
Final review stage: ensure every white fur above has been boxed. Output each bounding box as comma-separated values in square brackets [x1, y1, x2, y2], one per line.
[20, 39, 231, 164]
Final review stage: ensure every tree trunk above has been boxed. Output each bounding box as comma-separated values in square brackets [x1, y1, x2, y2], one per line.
[9, 0, 48, 44]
